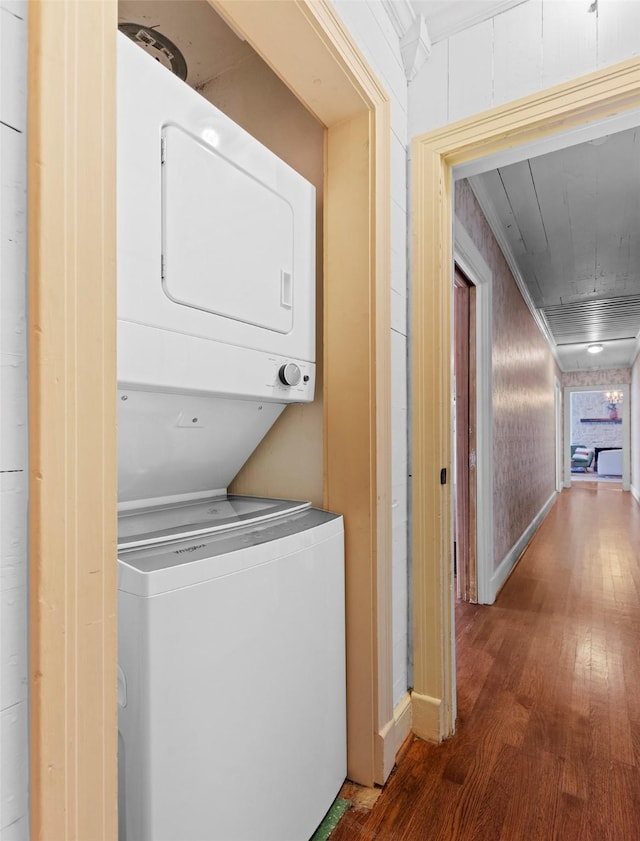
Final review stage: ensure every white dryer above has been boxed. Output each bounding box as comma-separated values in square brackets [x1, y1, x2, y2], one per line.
[116, 31, 346, 841]
[117, 32, 316, 398]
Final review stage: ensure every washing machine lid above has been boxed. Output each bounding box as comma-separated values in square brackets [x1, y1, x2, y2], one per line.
[117, 494, 310, 550]
[118, 507, 343, 596]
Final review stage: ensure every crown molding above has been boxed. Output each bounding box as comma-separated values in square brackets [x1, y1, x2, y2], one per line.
[400, 14, 431, 80]
[381, 0, 431, 79]
[381, 0, 416, 38]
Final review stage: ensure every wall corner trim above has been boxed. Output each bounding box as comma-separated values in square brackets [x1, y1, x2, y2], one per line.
[28, 1, 118, 838]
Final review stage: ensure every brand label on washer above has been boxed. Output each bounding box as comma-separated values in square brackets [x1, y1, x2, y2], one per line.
[174, 543, 206, 554]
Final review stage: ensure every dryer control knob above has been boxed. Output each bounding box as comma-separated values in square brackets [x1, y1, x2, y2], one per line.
[279, 363, 302, 387]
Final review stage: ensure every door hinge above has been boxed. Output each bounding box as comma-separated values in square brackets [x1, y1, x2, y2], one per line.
[469, 451, 477, 469]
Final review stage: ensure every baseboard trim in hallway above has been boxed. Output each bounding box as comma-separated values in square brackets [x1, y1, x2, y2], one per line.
[488, 489, 556, 603]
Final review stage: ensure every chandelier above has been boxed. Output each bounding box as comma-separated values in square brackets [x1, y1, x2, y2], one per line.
[605, 390, 623, 419]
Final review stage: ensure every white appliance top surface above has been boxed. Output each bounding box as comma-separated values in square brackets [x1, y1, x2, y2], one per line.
[118, 493, 310, 550]
[117, 505, 343, 596]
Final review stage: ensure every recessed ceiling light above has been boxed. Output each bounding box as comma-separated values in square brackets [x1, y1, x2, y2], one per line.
[587, 343, 604, 354]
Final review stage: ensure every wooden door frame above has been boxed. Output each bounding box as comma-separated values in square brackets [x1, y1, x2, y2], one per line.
[411, 56, 640, 742]
[555, 378, 563, 492]
[28, 1, 393, 836]
[452, 267, 475, 603]
[453, 224, 494, 606]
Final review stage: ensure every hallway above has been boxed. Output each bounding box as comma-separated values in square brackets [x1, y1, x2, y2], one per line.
[333, 487, 640, 840]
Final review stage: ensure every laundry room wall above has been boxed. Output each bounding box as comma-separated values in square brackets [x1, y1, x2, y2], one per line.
[330, 0, 411, 708]
[0, 1, 29, 838]
[408, 0, 640, 138]
[197, 42, 326, 508]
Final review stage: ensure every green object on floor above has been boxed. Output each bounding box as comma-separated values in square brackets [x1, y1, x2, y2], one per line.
[309, 797, 351, 841]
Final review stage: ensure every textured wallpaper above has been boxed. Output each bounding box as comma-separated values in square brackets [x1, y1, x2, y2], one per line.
[562, 368, 631, 386]
[632, 356, 640, 494]
[456, 180, 558, 570]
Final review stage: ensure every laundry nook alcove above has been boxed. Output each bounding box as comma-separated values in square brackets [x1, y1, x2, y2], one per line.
[116, 7, 343, 839]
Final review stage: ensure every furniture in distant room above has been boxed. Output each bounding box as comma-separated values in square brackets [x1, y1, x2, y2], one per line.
[597, 448, 622, 476]
[571, 444, 594, 472]
[593, 446, 622, 472]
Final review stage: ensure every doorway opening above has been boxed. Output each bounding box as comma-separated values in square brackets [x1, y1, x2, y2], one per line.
[411, 55, 640, 744]
[564, 384, 630, 490]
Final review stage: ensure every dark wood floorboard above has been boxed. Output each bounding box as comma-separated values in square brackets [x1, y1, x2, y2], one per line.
[332, 487, 640, 840]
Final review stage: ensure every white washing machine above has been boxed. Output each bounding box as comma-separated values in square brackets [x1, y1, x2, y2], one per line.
[117, 31, 346, 841]
[117, 497, 345, 841]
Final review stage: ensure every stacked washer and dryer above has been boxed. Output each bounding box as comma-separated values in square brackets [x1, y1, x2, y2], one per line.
[116, 34, 346, 841]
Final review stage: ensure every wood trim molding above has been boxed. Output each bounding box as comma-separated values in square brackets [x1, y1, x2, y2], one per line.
[454, 221, 494, 606]
[411, 56, 640, 743]
[28, 2, 118, 838]
[392, 691, 414, 756]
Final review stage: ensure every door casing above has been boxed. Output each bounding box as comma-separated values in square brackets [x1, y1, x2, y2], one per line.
[411, 55, 640, 742]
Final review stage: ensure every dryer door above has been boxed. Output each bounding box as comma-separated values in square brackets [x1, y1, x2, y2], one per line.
[162, 125, 294, 335]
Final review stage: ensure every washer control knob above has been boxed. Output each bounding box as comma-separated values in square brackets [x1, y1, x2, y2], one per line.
[278, 363, 302, 387]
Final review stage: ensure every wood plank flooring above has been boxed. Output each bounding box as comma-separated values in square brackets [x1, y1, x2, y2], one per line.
[332, 486, 640, 840]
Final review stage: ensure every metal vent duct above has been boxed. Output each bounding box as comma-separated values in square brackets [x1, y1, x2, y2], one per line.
[541, 295, 640, 345]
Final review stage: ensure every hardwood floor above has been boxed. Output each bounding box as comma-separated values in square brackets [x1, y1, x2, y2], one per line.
[332, 487, 640, 840]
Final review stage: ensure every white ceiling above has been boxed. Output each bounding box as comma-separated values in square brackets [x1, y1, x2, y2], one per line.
[411, 0, 528, 43]
[469, 126, 640, 371]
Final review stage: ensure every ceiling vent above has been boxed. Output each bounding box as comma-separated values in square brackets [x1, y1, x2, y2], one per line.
[119, 23, 188, 80]
[541, 294, 640, 345]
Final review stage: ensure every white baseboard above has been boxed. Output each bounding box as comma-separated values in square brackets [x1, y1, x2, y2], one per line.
[631, 484, 640, 505]
[489, 490, 557, 603]
[374, 692, 414, 783]
[393, 692, 413, 754]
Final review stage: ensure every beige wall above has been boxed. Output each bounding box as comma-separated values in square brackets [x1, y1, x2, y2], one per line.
[455, 179, 558, 570]
[198, 51, 325, 506]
